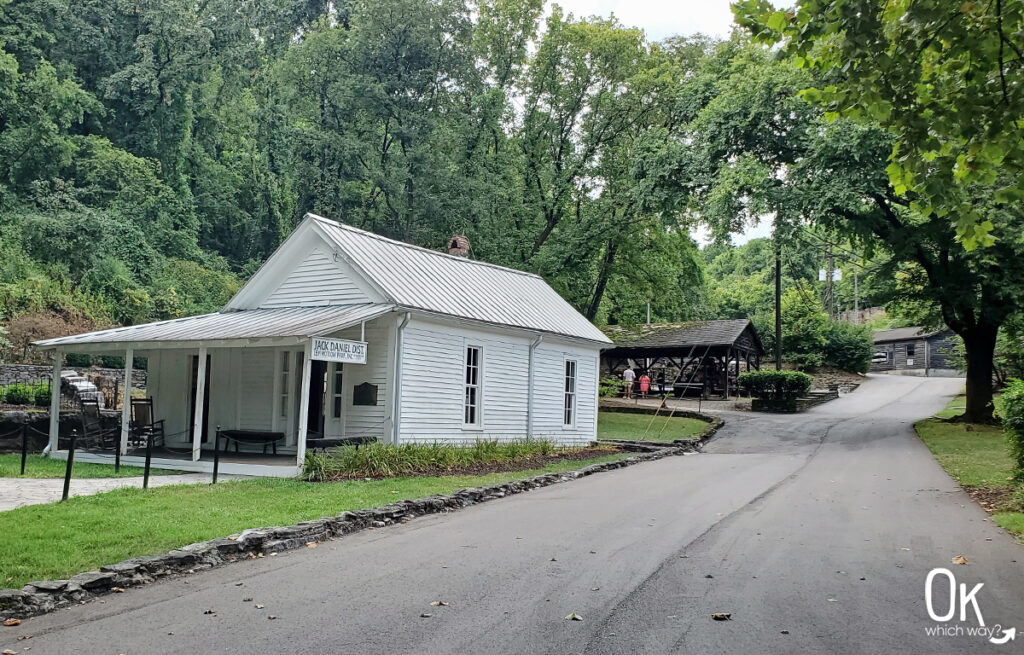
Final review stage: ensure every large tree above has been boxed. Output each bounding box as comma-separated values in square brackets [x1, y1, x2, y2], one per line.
[734, 0, 1024, 250]
[656, 41, 1023, 421]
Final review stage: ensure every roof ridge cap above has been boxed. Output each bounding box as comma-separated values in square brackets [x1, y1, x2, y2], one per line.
[309, 214, 543, 280]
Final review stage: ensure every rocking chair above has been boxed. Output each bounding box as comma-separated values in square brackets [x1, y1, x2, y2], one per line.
[130, 398, 165, 450]
[79, 399, 119, 450]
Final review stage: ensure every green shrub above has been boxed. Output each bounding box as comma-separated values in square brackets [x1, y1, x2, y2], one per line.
[738, 370, 813, 400]
[998, 378, 1024, 484]
[599, 377, 622, 398]
[64, 353, 92, 368]
[824, 321, 873, 373]
[2, 383, 35, 405]
[33, 383, 51, 406]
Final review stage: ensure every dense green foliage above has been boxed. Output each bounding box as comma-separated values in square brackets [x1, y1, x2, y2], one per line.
[998, 379, 1024, 484]
[735, 0, 1024, 250]
[738, 370, 813, 400]
[824, 321, 873, 374]
[0, 381, 48, 405]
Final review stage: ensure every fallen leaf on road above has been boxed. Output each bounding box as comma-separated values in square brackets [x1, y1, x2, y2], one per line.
[711, 613, 731, 621]
[430, 601, 448, 607]
[256, 604, 264, 609]
[421, 613, 432, 618]
[267, 615, 277, 620]
[550, 557, 557, 562]
[900, 547, 911, 551]
[827, 598, 838, 602]
[305, 542, 318, 548]
[705, 574, 714, 579]
[565, 613, 583, 622]
[591, 588, 600, 591]
[679, 555, 688, 559]
[256, 553, 264, 558]
[3, 648, 17, 654]
[16, 636, 30, 641]
[589, 551, 596, 554]
[227, 536, 238, 541]
[235, 582, 243, 586]
[112, 587, 125, 593]
[780, 630, 789, 635]
[242, 597, 252, 602]
[952, 555, 968, 565]
[3, 619, 21, 627]
[203, 610, 216, 615]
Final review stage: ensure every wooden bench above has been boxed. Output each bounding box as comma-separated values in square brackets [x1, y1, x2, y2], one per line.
[305, 436, 378, 453]
[218, 430, 285, 455]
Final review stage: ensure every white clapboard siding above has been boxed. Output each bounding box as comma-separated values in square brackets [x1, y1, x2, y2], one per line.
[327, 317, 393, 439]
[400, 318, 560, 443]
[261, 248, 371, 308]
[529, 342, 598, 443]
[238, 349, 276, 430]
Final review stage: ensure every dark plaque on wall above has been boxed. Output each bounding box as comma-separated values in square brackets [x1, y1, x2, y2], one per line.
[353, 382, 378, 406]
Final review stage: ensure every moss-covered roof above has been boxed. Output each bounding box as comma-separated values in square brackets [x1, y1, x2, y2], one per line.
[602, 319, 761, 352]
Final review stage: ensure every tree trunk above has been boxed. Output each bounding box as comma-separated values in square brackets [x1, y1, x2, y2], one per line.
[961, 323, 999, 423]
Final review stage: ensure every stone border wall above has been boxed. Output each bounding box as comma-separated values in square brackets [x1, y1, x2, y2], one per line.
[0, 364, 146, 389]
[0, 440, 710, 621]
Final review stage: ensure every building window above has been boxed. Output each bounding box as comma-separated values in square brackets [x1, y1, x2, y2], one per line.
[564, 359, 577, 426]
[279, 352, 291, 420]
[332, 364, 344, 419]
[464, 346, 481, 426]
[906, 344, 916, 357]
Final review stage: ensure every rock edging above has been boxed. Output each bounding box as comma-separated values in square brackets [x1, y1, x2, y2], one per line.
[0, 443, 696, 621]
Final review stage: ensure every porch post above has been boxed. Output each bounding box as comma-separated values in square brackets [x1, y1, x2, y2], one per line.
[724, 348, 731, 400]
[295, 339, 313, 468]
[192, 346, 208, 462]
[120, 348, 134, 456]
[48, 348, 63, 453]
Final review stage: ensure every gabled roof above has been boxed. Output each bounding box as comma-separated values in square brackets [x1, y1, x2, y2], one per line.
[35, 305, 394, 349]
[308, 214, 610, 344]
[602, 319, 763, 354]
[872, 326, 949, 343]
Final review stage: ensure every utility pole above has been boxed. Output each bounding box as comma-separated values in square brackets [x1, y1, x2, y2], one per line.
[824, 239, 835, 319]
[852, 247, 859, 318]
[775, 241, 782, 371]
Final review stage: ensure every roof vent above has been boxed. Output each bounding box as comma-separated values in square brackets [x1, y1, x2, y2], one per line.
[448, 235, 470, 258]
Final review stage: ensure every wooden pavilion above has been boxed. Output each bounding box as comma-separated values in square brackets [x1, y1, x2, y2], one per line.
[602, 319, 764, 399]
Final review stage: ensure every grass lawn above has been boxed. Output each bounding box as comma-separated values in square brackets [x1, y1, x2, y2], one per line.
[915, 393, 1024, 537]
[597, 411, 707, 443]
[0, 454, 181, 479]
[0, 452, 629, 589]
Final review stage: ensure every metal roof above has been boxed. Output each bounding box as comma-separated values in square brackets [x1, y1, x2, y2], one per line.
[872, 326, 947, 343]
[602, 319, 763, 353]
[311, 214, 611, 344]
[34, 304, 394, 348]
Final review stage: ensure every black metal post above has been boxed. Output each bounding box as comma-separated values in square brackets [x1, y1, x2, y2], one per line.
[212, 425, 221, 484]
[62, 429, 76, 502]
[143, 432, 153, 489]
[20, 424, 28, 476]
[114, 431, 121, 473]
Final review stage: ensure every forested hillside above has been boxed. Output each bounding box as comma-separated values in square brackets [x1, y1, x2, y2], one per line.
[0, 0, 715, 352]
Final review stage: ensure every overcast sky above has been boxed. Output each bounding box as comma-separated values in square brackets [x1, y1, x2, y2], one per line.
[550, 0, 780, 246]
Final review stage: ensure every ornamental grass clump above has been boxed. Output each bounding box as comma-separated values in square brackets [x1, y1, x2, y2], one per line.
[303, 439, 574, 481]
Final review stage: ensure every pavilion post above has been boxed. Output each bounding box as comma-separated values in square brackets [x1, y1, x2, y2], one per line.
[295, 340, 313, 469]
[725, 348, 731, 400]
[192, 346, 208, 462]
[119, 347, 134, 457]
[48, 348, 63, 453]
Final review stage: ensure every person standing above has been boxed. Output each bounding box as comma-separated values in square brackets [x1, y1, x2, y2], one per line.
[639, 371, 651, 399]
[622, 367, 636, 399]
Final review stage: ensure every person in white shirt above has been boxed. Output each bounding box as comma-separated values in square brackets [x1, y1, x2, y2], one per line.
[622, 367, 636, 399]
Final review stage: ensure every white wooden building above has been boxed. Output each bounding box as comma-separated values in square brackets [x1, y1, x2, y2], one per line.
[34, 214, 611, 476]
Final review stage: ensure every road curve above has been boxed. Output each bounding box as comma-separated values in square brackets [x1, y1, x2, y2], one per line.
[4, 374, 1020, 655]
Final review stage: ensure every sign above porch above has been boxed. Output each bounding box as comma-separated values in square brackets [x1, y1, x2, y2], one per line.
[311, 337, 367, 364]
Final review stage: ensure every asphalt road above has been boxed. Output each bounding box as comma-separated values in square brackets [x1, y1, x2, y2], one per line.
[5, 374, 1022, 654]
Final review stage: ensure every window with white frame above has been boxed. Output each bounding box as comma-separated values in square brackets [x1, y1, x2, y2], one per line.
[563, 359, 577, 426]
[279, 352, 291, 420]
[332, 363, 344, 419]
[464, 346, 482, 426]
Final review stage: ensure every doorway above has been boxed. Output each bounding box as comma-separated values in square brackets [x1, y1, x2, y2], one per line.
[306, 360, 328, 437]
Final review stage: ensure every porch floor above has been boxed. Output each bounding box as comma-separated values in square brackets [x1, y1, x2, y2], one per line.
[51, 447, 300, 478]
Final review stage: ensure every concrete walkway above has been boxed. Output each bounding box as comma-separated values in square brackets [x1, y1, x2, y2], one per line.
[0, 473, 236, 511]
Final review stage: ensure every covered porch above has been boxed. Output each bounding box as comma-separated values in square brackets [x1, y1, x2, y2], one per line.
[35, 304, 397, 477]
